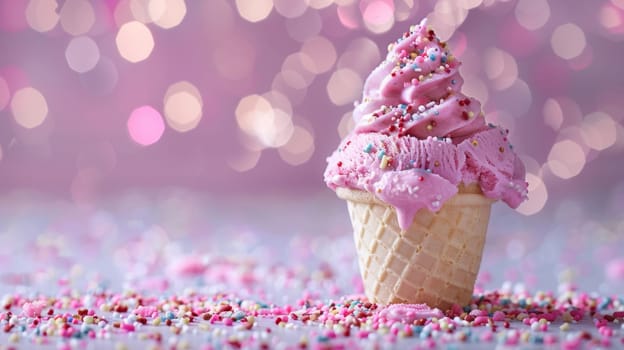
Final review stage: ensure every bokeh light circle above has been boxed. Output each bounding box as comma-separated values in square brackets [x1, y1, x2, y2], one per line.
[514, 0, 550, 31]
[551, 23, 586, 60]
[484, 47, 518, 91]
[274, 0, 307, 18]
[116, 21, 155, 63]
[149, 0, 187, 29]
[59, 0, 95, 36]
[78, 57, 119, 95]
[516, 173, 548, 216]
[580, 112, 618, 151]
[235, 94, 294, 149]
[547, 139, 586, 179]
[326, 68, 362, 106]
[10, 87, 49, 129]
[543, 98, 563, 131]
[235, 0, 273, 23]
[164, 81, 204, 132]
[127, 105, 165, 146]
[0, 76, 9, 111]
[278, 125, 315, 165]
[362, 0, 395, 34]
[301, 36, 337, 74]
[26, 0, 60, 33]
[65, 36, 101, 73]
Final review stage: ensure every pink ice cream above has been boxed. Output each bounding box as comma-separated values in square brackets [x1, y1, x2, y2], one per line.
[324, 19, 528, 230]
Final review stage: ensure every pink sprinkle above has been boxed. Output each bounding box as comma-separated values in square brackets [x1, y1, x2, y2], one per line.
[21, 300, 46, 317]
[357, 331, 369, 339]
[168, 255, 206, 277]
[224, 318, 233, 326]
[563, 338, 581, 350]
[492, 311, 506, 322]
[480, 331, 494, 342]
[599, 326, 613, 337]
[613, 311, 624, 319]
[544, 334, 558, 345]
[473, 316, 489, 326]
[376, 304, 443, 323]
[121, 322, 135, 332]
[469, 309, 487, 317]
[134, 306, 157, 318]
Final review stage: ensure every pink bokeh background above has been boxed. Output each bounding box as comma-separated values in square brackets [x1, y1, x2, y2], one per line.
[0, 0, 623, 217]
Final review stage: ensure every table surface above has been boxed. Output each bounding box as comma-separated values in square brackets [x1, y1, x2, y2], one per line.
[0, 189, 622, 349]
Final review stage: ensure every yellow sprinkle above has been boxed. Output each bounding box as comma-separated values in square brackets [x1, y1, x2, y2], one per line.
[380, 155, 391, 169]
[8, 333, 19, 343]
[434, 160, 440, 167]
[468, 111, 474, 118]
[84, 316, 94, 324]
[560, 322, 570, 331]
[471, 140, 478, 147]
[426, 124, 433, 130]
[152, 318, 161, 326]
[418, 75, 425, 81]
[410, 52, 417, 58]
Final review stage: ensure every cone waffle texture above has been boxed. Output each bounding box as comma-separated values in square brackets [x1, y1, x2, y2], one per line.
[336, 186, 493, 309]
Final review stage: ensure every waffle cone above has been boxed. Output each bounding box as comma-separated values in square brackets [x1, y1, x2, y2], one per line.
[336, 185, 493, 310]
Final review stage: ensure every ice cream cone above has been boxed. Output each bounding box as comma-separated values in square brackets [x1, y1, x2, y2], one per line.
[336, 185, 494, 310]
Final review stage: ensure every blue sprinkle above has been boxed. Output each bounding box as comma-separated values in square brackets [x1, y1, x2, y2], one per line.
[518, 299, 527, 308]
[451, 79, 456, 85]
[67, 317, 73, 323]
[411, 64, 419, 70]
[429, 54, 436, 61]
[232, 311, 245, 321]
[412, 325, 423, 333]
[434, 110, 439, 116]
[599, 298, 611, 310]
[400, 63, 406, 68]
[363, 144, 373, 153]
[377, 150, 385, 160]
[463, 306, 471, 312]
[532, 335, 544, 344]
[399, 104, 407, 110]
[317, 335, 330, 343]
[441, 56, 447, 64]
[425, 169, 432, 173]
[166, 311, 175, 320]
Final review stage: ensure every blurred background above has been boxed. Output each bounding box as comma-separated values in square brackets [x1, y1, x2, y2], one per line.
[0, 0, 623, 292]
